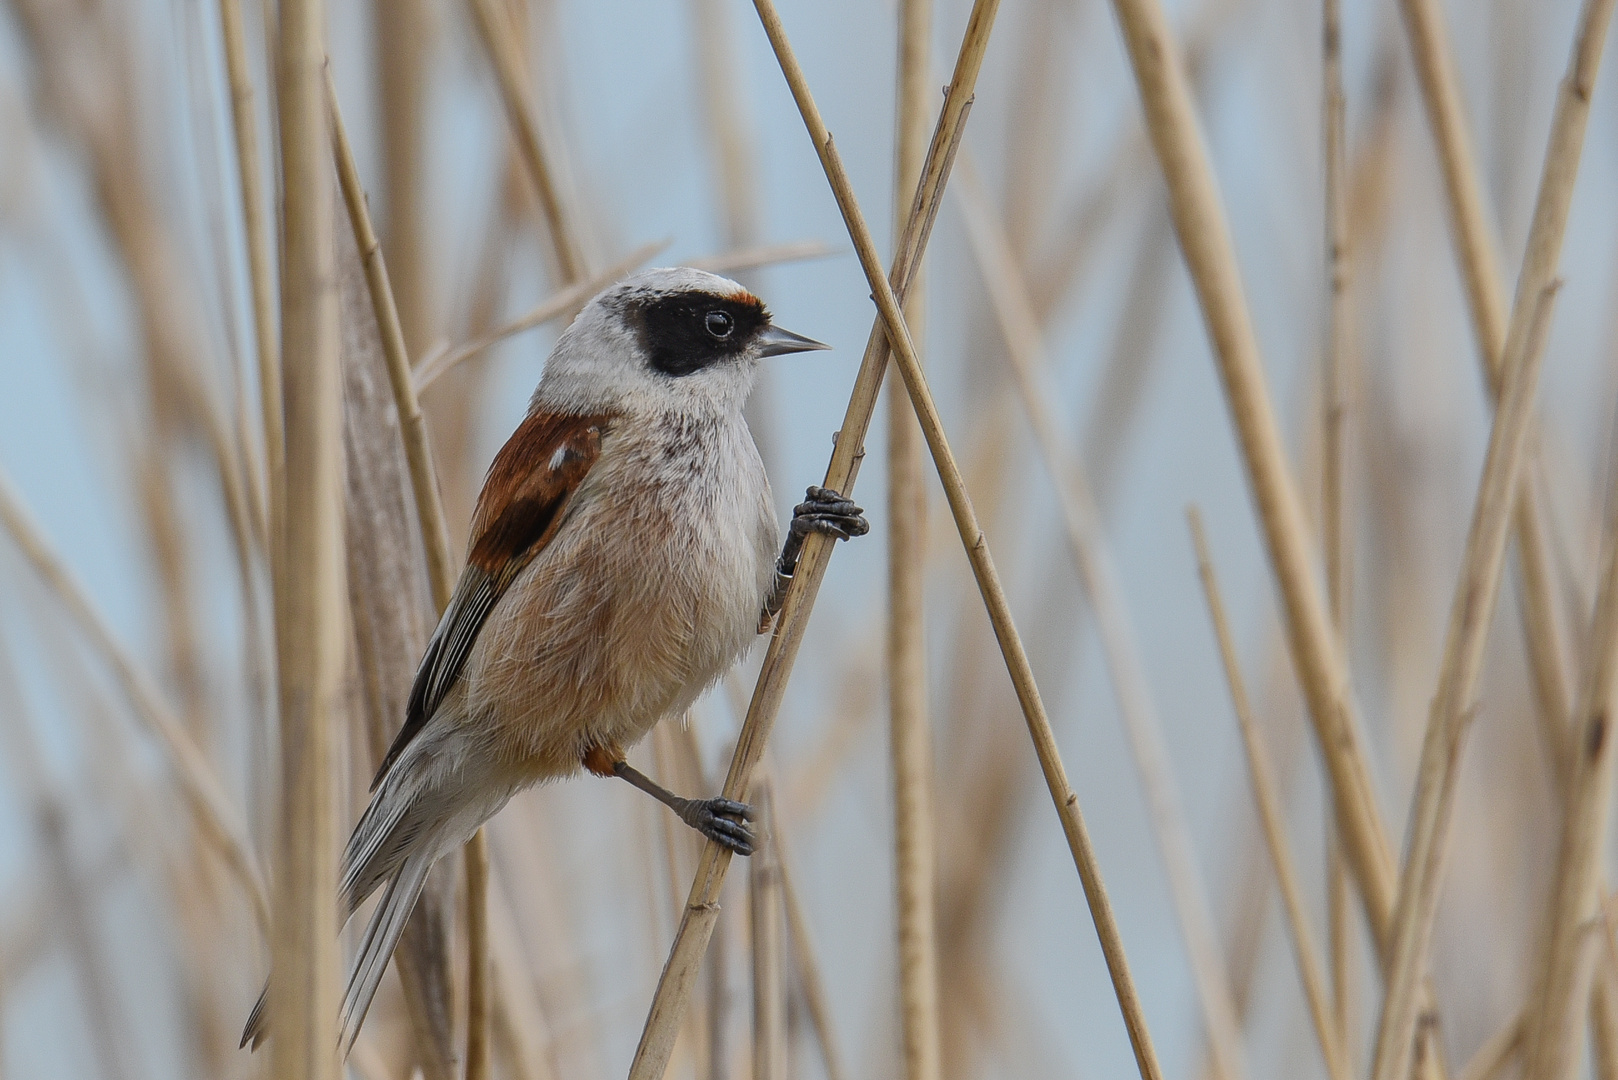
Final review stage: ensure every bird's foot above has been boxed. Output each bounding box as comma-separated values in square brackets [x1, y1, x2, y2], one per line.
[788, 486, 870, 547]
[762, 487, 871, 628]
[675, 797, 756, 856]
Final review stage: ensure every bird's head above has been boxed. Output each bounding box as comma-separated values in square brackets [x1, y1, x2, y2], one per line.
[533, 267, 829, 417]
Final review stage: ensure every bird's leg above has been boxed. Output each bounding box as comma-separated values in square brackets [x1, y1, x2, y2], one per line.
[585, 746, 757, 856]
[761, 486, 870, 626]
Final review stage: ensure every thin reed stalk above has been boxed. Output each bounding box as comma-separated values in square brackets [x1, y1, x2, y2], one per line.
[1395, 0, 1578, 775]
[327, 64, 495, 1076]
[1189, 508, 1353, 1080]
[466, 828, 491, 1080]
[1375, 1, 1616, 1070]
[0, 468, 268, 935]
[1320, 0, 1357, 1042]
[1521, 33, 1618, 1071]
[744, 5, 1167, 1079]
[375, 0, 433, 358]
[216, 0, 282, 551]
[889, 1, 942, 1078]
[328, 66, 455, 612]
[626, 7, 1005, 1075]
[465, 0, 586, 282]
[1457, 1014, 1524, 1080]
[749, 786, 785, 1080]
[1370, 277, 1563, 1080]
[413, 241, 669, 393]
[684, 240, 837, 275]
[774, 818, 849, 1080]
[1102, 0, 1402, 964]
[0, 633, 135, 1080]
[954, 156, 1244, 1080]
[268, 0, 343, 1070]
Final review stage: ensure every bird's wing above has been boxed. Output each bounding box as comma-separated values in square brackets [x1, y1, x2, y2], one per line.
[371, 410, 609, 789]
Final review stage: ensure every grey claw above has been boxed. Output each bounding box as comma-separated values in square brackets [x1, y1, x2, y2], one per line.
[792, 487, 869, 543]
[680, 797, 757, 856]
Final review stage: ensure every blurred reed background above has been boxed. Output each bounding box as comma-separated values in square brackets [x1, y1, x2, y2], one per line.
[3, 0, 1618, 1077]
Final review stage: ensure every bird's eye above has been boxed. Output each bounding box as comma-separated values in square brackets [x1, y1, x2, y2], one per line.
[705, 310, 734, 339]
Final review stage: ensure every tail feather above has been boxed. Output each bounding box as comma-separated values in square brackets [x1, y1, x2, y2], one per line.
[339, 767, 418, 915]
[239, 986, 269, 1049]
[242, 720, 509, 1057]
[339, 851, 436, 1058]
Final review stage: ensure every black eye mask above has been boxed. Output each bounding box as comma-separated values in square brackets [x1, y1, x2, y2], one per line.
[633, 294, 770, 378]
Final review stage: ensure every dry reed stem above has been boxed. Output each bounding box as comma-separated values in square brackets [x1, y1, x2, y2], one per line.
[1320, 0, 1356, 1042]
[1188, 509, 1352, 1080]
[337, 234, 459, 1080]
[0, 633, 135, 1080]
[749, 786, 785, 1080]
[326, 65, 495, 1077]
[688, 0, 761, 255]
[1521, 31, 1618, 1071]
[413, 241, 670, 393]
[1378, 0, 1616, 1067]
[466, 828, 491, 1080]
[1102, 0, 1403, 961]
[328, 67, 457, 615]
[773, 818, 848, 1080]
[955, 157, 1243, 1080]
[707, 882, 732, 1080]
[1457, 1014, 1524, 1080]
[889, 1, 942, 1078]
[683, 240, 837, 275]
[465, 0, 586, 282]
[217, 0, 283, 553]
[626, 6, 1002, 1075]
[375, 0, 433, 358]
[745, 5, 1170, 1078]
[269, 0, 344, 1068]
[0, 467, 269, 936]
[1395, 0, 1578, 774]
[1370, 277, 1563, 1080]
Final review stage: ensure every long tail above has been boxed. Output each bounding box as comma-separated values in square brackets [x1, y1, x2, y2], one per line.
[338, 848, 435, 1057]
[237, 855, 434, 1053]
[239, 748, 434, 1052]
[240, 724, 510, 1055]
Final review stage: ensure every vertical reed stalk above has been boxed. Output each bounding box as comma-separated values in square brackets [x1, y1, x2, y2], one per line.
[1395, 0, 1577, 774]
[0, 469, 268, 934]
[955, 156, 1244, 1080]
[326, 66, 491, 1077]
[375, 0, 434, 358]
[465, 0, 586, 282]
[1102, 0, 1402, 966]
[465, 829, 491, 1080]
[217, 0, 283, 549]
[627, 8, 1002, 1075]
[1320, 0, 1356, 1050]
[749, 786, 784, 1080]
[1189, 509, 1353, 1080]
[741, 5, 1165, 1078]
[326, 67, 456, 611]
[269, 0, 343, 1071]
[1369, 277, 1563, 1080]
[1520, 31, 1618, 1068]
[1374, 2, 1616, 1072]
[889, 1, 942, 1078]
[774, 819, 848, 1080]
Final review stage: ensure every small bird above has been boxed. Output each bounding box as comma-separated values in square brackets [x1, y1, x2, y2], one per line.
[242, 267, 867, 1055]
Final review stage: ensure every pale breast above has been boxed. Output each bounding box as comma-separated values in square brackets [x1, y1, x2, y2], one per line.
[459, 411, 778, 775]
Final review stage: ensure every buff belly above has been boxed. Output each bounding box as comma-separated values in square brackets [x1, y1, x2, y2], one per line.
[455, 415, 777, 780]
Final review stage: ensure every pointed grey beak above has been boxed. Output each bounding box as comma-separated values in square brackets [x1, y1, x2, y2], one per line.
[756, 324, 832, 358]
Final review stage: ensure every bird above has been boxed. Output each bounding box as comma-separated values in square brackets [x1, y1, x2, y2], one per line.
[242, 267, 868, 1056]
